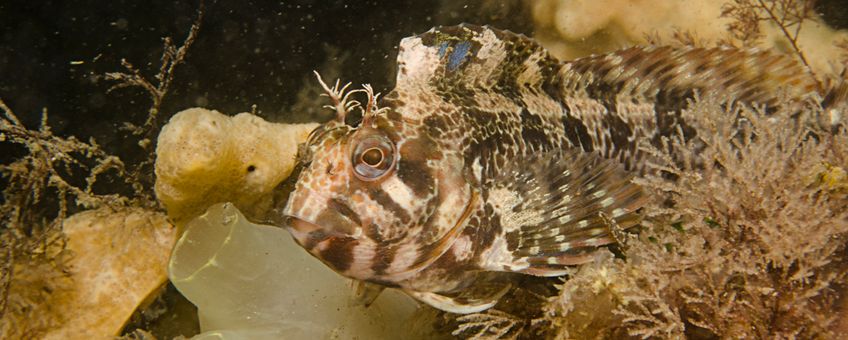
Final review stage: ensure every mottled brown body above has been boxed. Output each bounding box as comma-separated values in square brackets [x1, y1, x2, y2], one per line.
[279, 25, 820, 313]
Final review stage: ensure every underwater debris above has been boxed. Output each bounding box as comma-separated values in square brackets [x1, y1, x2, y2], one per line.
[807, 161, 848, 195]
[118, 328, 158, 340]
[3, 1, 846, 338]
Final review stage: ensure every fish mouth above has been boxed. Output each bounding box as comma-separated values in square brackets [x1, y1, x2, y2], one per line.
[284, 214, 358, 245]
[286, 216, 324, 233]
[284, 216, 332, 249]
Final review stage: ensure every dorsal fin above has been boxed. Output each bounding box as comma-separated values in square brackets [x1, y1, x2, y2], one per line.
[393, 25, 818, 108]
[387, 25, 823, 171]
[392, 24, 561, 102]
[563, 45, 820, 107]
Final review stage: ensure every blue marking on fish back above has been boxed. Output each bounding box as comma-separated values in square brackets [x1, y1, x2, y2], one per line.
[437, 42, 449, 58]
[447, 41, 471, 71]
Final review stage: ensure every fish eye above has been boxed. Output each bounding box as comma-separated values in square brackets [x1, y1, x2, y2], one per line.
[352, 134, 395, 180]
[361, 148, 383, 166]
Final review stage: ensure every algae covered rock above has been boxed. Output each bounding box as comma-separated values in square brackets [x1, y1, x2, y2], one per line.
[154, 108, 317, 225]
[43, 207, 176, 339]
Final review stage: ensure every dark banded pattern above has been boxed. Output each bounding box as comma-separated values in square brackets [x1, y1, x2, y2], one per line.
[279, 24, 823, 313]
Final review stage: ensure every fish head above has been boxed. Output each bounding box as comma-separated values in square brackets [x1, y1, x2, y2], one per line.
[282, 114, 475, 284]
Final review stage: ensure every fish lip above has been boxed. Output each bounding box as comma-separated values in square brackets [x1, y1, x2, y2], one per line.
[285, 215, 324, 234]
[283, 189, 363, 237]
[283, 215, 352, 247]
[283, 215, 331, 243]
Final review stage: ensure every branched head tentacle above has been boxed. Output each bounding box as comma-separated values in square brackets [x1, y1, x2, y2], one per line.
[314, 71, 389, 128]
[357, 84, 389, 126]
[314, 71, 362, 124]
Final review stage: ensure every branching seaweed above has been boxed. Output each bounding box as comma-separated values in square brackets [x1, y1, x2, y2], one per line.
[104, 0, 204, 140]
[0, 100, 139, 212]
[0, 2, 205, 338]
[528, 97, 848, 339]
[98, 0, 205, 206]
[0, 100, 138, 337]
[453, 309, 525, 340]
[721, 0, 818, 75]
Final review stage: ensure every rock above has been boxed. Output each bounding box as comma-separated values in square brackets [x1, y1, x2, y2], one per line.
[43, 207, 176, 339]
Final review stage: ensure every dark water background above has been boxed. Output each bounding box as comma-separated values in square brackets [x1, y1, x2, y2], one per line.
[0, 1, 531, 137]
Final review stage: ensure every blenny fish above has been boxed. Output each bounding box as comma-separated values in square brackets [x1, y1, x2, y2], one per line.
[276, 24, 819, 313]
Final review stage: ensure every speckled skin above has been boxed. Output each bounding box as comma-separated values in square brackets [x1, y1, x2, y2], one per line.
[279, 25, 819, 313]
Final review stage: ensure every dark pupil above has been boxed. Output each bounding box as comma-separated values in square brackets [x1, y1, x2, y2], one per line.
[361, 148, 383, 166]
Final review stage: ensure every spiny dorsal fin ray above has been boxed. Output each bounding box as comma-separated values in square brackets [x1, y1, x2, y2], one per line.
[481, 149, 646, 277]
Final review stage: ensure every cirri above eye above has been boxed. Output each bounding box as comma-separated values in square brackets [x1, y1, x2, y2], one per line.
[352, 133, 395, 180]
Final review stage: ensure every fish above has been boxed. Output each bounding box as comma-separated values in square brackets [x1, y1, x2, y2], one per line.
[275, 24, 821, 314]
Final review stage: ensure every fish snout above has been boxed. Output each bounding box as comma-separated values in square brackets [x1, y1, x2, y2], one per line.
[285, 215, 325, 234]
[283, 208, 362, 248]
[283, 215, 335, 250]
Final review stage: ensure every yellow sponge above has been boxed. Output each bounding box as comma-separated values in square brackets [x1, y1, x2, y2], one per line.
[154, 108, 317, 225]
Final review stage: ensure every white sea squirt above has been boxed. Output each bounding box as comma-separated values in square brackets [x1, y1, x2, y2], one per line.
[168, 203, 423, 340]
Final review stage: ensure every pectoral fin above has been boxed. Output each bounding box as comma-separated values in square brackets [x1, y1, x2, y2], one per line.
[483, 149, 646, 276]
[353, 281, 386, 307]
[404, 281, 511, 314]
